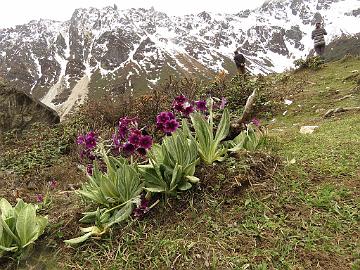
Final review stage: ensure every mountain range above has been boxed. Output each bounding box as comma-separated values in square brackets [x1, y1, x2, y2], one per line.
[0, 0, 359, 118]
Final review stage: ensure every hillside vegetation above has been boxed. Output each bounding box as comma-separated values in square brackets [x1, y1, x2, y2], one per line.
[0, 56, 359, 270]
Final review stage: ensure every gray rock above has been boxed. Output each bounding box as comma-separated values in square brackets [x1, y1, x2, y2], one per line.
[0, 81, 60, 134]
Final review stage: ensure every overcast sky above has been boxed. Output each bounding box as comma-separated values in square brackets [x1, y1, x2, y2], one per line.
[0, 0, 266, 28]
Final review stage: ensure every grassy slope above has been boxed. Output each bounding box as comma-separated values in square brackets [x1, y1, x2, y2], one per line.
[60, 57, 359, 269]
[1, 58, 359, 270]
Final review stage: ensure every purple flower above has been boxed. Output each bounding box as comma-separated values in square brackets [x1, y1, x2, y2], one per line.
[137, 148, 147, 156]
[129, 132, 141, 146]
[167, 112, 175, 120]
[118, 117, 131, 127]
[113, 134, 122, 148]
[123, 143, 136, 155]
[139, 135, 153, 149]
[173, 103, 184, 112]
[133, 197, 150, 218]
[164, 119, 179, 133]
[220, 97, 227, 109]
[85, 131, 97, 149]
[183, 105, 194, 117]
[86, 164, 93, 175]
[36, 194, 44, 203]
[49, 179, 57, 189]
[88, 152, 96, 161]
[195, 100, 207, 111]
[76, 135, 85, 145]
[174, 95, 187, 104]
[251, 118, 260, 127]
[118, 125, 128, 139]
[157, 122, 165, 131]
[156, 112, 170, 124]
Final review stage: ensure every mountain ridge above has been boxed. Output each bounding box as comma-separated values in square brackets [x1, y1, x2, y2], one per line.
[0, 0, 359, 118]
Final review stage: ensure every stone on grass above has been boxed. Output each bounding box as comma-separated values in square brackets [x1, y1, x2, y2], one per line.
[300, 126, 319, 134]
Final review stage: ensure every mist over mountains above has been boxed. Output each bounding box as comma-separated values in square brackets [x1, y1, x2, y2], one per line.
[0, 0, 359, 118]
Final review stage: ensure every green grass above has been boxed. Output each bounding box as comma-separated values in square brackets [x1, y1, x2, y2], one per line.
[1, 57, 359, 270]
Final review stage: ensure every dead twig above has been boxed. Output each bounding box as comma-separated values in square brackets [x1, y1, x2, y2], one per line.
[324, 106, 360, 118]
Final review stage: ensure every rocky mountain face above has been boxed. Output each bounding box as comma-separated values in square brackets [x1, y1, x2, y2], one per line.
[0, 81, 60, 133]
[0, 0, 359, 119]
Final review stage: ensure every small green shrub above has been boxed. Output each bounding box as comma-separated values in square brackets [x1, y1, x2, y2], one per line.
[294, 56, 324, 70]
[227, 125, 267, 152]
[186, 98, 230, 165]
[0, 198, 48, 257]
[139, 130, 200, 195]
[65, 144, 143, 244]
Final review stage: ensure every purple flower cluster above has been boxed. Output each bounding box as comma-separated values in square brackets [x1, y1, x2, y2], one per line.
[172, 95, 197, 117]
[77, 131, 98, 175]
[156, 111, 180, 134]
[195, 100, 207, 111]
[156, 95, 217, 134]
[77, 131, 97, 150]
[113, 117, 153, 156]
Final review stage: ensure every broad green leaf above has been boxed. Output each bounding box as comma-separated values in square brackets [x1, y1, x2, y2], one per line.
[107, 203, 133, 227]
[144, 187, 167, 193]
[178, 182, 192, 191]
[16, 204, 39, 248]
[0, 199, 14, 220]
[0, 215, 20, 246]
[64, 231, 94, 245]
[214, 108, 230, 143]
[36, 216, 48, 237]
[64, 226, 105, 245]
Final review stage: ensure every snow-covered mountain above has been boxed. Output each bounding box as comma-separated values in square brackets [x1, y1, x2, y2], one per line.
[0, 0, 359, 118]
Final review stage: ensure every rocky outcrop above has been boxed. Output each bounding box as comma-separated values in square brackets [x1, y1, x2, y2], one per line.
[0, 81, 60, 134]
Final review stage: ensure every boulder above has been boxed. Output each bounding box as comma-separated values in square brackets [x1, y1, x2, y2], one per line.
[0, 81, 60, 134]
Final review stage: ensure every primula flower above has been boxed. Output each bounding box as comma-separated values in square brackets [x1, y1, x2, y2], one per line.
[251, 118, 260, 127]
[86, 164, 93, 175]
[195, 100, 207, 111]
[156, 122, 165, 131]
[36, 194, 44, 203]
[129, 132, 141, 146]
[174, 95, 187, 104]
[113, 134, 122, 149]
[134, 197, 150, 218]
[139, 135, 153, 149]
[167, 112, 175, 120]
[118, 125, 128, 139]
[119, 117, 138, 128]
[156, 112, 170, 124]
[183, 105, 194, 117]
[123, 143, 136, 155]
[85, 131, 97, 149]
[88, 152, 96, 161]
[164, 119, 180, 133]
[173, 103, 184, 112]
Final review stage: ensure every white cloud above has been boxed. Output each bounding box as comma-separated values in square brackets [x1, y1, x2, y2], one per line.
[0, 0, 266, 28]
